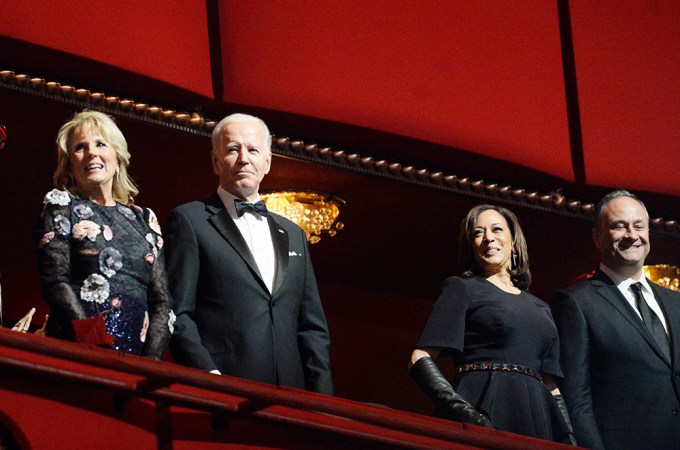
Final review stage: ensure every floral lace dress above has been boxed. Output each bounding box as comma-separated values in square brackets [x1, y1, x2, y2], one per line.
[36, 189, 172, 358]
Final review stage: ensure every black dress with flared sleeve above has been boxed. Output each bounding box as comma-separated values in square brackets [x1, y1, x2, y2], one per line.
[416, 275, 567, 442]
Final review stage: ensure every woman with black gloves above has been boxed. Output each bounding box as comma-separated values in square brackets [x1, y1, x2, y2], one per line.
[409, 204, 575, 445]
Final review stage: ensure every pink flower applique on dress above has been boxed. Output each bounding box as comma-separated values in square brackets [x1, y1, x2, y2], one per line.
[103, 224, 114, 241]
[72, 220, 101, 242]
[39, 231, 55, 248]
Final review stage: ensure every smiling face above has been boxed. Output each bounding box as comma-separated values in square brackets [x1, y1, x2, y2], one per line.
[471, 209, 515, 276]
[68, 126, 119, 203]
[212, 120, 271, 202]
[593, 196, 650, 277]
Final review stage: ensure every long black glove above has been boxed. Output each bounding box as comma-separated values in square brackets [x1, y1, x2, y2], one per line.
[554, 394, 577, 446]
[410, 357, 493, 428]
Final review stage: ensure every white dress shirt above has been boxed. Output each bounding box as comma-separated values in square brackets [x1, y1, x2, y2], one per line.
[600, 264, 669, 334]
[217, 186, 277, 294]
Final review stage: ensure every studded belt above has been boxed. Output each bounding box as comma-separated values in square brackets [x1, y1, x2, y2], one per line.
[456, 362, 543, 382]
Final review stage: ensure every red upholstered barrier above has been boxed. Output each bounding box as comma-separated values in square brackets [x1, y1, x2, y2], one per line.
[0, 328, 574, 449]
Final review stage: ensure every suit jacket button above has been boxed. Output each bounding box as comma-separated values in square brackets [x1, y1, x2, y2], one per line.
[673, 373, 679, 381]
[673, 408, 679, 416]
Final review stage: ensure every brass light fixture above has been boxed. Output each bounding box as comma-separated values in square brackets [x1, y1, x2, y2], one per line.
[261, 191, 345, 244]
[643, 264, 680, 291]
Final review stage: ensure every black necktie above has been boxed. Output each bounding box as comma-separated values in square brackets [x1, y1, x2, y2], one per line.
[631, 282, 670, 360]
[234, 199, 268, 217]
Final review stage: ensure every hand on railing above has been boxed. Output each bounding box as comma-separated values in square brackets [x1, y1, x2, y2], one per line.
[10, 308, 48, 334]
[35, 314, 49, 336]
[11, 307, 37, 333]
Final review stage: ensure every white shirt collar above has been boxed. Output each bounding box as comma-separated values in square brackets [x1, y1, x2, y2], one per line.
[599, 263, 652, 294]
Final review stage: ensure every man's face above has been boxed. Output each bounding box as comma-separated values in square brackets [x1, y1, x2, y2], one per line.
[593, 196, 650, 274]
[212, 121, 271, 202]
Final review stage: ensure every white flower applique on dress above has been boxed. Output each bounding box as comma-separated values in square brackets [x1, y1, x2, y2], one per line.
[168, 310, 176, 334]
[80, 274, 110, 304]
[44, 189, 71, 206]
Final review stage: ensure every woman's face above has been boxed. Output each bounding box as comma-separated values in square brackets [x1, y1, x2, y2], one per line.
[68, 126, 119, 197]
[471, 209, 514, 276]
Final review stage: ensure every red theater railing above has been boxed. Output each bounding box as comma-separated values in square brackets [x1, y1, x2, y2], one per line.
[0, 329, 573, 449]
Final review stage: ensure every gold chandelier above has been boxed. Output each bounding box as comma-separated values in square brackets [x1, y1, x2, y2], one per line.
[261, 191, 345, 244]
[644, 264, 680, 291]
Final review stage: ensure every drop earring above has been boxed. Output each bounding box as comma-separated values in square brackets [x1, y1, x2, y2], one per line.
[512, 251, 518, 269]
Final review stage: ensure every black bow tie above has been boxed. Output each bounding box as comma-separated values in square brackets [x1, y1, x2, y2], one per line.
[234, 199, 268, 217]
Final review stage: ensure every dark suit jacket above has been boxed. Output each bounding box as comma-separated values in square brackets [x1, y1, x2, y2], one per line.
[164, 193, 333, 394]
[551, 270, 680, 450]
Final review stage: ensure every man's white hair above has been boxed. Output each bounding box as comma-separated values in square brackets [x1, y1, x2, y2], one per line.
[211, 113, 272, 155]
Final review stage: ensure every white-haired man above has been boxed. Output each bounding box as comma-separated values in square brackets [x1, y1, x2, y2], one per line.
[165, 113, 333, 394]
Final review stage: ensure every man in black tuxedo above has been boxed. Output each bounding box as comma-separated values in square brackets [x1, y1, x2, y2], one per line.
[551, 190, 680, 449]
[164, 113, 333, 394]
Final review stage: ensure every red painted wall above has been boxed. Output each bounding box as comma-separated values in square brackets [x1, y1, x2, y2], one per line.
[570, 1, 680, 194]
[3, 2, 680, 195]
[218, 1, 574, 181]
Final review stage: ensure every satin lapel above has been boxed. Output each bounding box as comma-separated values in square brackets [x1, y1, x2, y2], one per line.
[649, 281, 678, 366]
[205, 195, 265, 285]
[268, 214, 289, 295]
[592, 271, 670, 366]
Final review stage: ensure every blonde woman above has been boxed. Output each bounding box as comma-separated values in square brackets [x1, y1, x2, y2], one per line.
[35, 110, 171, 358]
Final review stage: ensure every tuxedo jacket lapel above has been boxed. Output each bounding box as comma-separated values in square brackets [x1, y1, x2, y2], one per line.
[592, 271, 671, 366]
[269, 215, 289, 295]
[205, 194, 266, 289]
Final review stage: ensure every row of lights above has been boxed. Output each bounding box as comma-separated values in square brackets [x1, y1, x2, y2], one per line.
[272, 136, 593, 214]
[2, 69, 679, 236]
[0, 70, 345, 243]
[0, 70, 217, 133]
[271, 136, 680, 233]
